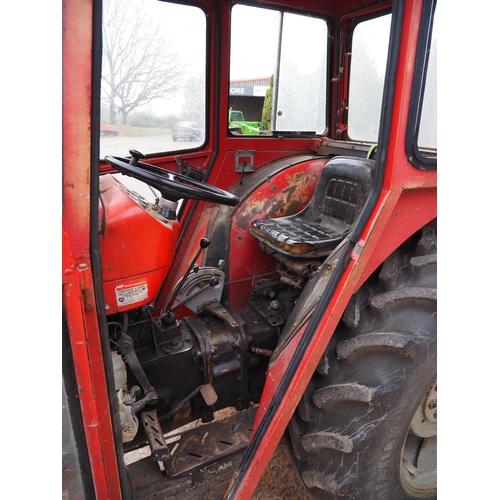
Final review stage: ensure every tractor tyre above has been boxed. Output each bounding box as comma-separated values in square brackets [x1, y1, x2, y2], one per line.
[288, 225, 437, 499]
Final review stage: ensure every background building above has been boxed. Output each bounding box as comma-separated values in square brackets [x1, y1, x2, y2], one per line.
[229, 77, 270, 121]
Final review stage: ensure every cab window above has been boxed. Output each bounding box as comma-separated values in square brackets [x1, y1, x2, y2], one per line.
[100, 0, 206, 158]
[347, 13, 392, 143]
[229, 4, 328, 136]
[406, 1, 437, 168]
[417, 3, 438, 151]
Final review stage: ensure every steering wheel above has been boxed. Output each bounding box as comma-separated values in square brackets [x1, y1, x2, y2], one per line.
[105, 150, 239, 206]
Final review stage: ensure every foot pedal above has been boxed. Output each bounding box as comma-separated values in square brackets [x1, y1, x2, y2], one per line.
[165, 406, 257, 478]
[200, 384, 218, 406]
[141, 410, 171, 461]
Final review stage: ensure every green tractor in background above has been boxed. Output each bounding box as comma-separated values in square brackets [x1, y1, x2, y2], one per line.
[228, 109, 263, 135]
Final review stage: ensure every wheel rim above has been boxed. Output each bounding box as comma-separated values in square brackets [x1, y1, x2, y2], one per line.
[401, 381, 437, 497]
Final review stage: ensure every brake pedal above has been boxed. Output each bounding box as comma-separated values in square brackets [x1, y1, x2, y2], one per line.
[200, 384, 218, 406]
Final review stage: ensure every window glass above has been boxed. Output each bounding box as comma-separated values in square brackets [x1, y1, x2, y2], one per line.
[100, 0, 206, 158]
[347, 14, 391, 142]
[417, 4, 437, 150]
[230, 5, 327, 136]
[275, 13, 327, 133]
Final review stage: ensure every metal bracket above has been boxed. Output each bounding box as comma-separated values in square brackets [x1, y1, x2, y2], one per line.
[235, 151, 255, 173]
[176, 156, 204, 180]
[200, 300, 250, 410]
[77, 263, 94, 310]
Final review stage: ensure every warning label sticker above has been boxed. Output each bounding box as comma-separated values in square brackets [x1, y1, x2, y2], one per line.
[115, 280, 149, 307]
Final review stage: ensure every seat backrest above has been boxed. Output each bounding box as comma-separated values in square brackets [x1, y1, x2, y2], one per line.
[300, 156, 375, 230]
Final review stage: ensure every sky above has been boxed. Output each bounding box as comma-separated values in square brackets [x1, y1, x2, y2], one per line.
[230, 5, 280, 80]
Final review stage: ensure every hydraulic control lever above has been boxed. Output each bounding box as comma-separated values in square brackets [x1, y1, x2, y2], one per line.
[161, 237, 211, 325]
[170, 258, 225, 313]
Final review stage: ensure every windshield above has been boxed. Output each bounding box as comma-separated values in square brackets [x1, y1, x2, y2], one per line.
[99, 0, 206, 158]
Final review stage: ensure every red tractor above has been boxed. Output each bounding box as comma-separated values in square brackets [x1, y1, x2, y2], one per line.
[62, 0, 437, 498]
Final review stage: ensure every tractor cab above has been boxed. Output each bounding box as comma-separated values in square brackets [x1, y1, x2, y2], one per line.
[62, 1, 439, 499]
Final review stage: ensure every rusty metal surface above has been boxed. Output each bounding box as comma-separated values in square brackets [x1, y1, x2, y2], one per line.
[128, 433, 313, 500]
[165, 406, 257, 478]
[232, 167, 325, 233]
[141, 410, 171, 461]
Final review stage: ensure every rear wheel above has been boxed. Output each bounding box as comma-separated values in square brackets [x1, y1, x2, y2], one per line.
[288, 226, 437, 499]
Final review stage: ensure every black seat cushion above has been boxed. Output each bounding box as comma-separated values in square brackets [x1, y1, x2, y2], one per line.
[250, 156, 374, 257]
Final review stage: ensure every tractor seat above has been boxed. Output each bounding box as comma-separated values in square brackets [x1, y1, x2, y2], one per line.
[249, 156, 375, 258]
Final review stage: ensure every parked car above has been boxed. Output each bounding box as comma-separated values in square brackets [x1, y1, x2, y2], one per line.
[172, 121, 203, 142]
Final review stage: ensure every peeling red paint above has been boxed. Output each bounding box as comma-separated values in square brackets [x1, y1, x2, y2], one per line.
[234, 160, 325, 231]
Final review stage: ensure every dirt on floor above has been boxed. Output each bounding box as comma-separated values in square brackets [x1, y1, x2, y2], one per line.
[126, 435, 314, 500]
[123, 407, 315, 499]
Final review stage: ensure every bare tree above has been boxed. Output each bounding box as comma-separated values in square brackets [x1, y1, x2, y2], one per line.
[101, 0, 186, 125]
[181, 72, 205, 125]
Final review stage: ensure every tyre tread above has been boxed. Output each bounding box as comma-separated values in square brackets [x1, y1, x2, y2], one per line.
[289, 226, 437, 499]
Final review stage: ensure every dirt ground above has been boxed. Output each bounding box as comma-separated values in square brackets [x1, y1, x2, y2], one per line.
[252, 437, 314, 500]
